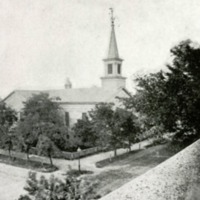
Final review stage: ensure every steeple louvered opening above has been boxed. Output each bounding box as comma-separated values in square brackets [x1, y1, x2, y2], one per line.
[101, 8, 126, 90]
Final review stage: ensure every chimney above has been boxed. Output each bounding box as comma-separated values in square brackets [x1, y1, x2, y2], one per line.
[65, 78, 72, 89]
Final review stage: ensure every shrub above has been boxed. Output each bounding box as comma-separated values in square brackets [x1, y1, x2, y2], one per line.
[17, 195, 31, 200]
[18, 171, 98, 200]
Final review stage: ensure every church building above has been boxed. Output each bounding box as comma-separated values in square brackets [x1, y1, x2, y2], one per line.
[3, 10, 130, 127]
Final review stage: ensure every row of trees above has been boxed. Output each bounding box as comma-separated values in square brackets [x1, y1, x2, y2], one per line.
[0, 93, 141, 162]
[73, 103, 140, 156]
[0, 102, 17, 158]
[0, 93, 70, 165]
[16, 93, 69, 162]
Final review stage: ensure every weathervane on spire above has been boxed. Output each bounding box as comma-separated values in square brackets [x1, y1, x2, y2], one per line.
[109, 8, 115, 27]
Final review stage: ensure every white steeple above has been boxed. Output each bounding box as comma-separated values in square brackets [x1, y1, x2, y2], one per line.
[101, 8, 126, 90]
[107, 8, 119, 59]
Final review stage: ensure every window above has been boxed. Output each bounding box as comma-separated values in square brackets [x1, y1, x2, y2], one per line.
[65, 112, 70, 126]
[108, 64, 113, 74]
[117, 64, 121, 74]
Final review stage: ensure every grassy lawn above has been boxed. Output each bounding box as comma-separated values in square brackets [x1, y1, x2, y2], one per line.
[84, 143, 179, 199]
[0, 154, 58, 172]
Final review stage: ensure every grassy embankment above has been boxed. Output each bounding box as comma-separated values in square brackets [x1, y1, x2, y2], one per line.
[84, 143, 180, 198]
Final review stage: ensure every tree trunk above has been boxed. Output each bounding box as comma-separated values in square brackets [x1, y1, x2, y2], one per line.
[129, 145, 131, 152]
[129, 141, 131, 152]
[139, 142, 141, 150]
[27, 150, 29, 161]
[8, 148, 11, 159]
[8, 139, 12, 159]
[114, 148, 117, 157]
[78, 158, 81, 172]
[49, 153, 53, 166]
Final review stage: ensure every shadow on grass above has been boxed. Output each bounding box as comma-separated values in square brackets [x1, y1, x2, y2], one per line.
[64, 169, 93, 177]
[0, 154, 58, 172]
[96, 143, 180, 168]
[96, 149, 142, 168]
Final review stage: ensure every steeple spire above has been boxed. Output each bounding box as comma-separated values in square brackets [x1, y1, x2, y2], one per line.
[101, 9, 126, 90]
[107, 8, 119, 59]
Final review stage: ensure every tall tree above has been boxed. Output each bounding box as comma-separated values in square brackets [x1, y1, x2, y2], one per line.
[125, 39, 200, 145]
[89, 103, 140, 156]
[23, 132, 37, 160]
[89, 103, 120, 156]
[89, 103, 114, 147]
[16, 93, 69, 152]
[0, 102, 17, 135]
[73, 114, 97, 148]
[133, 71, 176, 131]
[0, 102, 17, 157]
[115, 108, 140, 151]
[37, 135, 55, 166]
[166, 40, 200, 140]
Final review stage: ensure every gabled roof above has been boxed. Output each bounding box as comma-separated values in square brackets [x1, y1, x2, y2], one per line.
[4, 87, 126, 103]
[3, 87, 130, 111]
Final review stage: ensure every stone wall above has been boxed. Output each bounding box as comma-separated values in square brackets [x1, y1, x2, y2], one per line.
[100, 139, 200, 200]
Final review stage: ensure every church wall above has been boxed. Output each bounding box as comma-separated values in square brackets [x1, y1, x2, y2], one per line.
[4, 92, 25, 112]
[4, 92, 96, 127]
[60, 103, 96, 127]
[3, 89, 129, 128]
[101, 77, 126, 90]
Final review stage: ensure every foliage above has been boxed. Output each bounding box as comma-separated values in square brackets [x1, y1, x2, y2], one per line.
[114, 108, 141, 150]
[89, 103, 114, 148]
[0, 102, 17, 156]
[143, 125, 165, 140]
[124, 71, 174, 131]
[165, 39, 200, 143]
[16, 93, 69, 153]
[18, 171, 99, 200]
[18, 195, 31, 200]
[72, 114, 97, 148]
[0, 102, 17, 130]
[88, 103, 141, 156]
[125, 39, 200, 145]
[37, 135, 55, 166]
[88, 103, 120, 156]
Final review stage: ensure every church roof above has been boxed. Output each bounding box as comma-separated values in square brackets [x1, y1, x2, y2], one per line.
[14, 88, 126, 102]
[3, 87, 130, 111]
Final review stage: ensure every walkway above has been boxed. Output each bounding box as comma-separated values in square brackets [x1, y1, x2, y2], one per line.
[0, 140, 151, 200]
[30, 139, 151, 173]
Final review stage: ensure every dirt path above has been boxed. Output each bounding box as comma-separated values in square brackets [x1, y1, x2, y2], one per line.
[0, 140, 151, 200]
[53, 139, 151, 173]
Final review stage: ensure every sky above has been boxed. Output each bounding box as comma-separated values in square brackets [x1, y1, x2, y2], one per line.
[1, 0, 200, 98]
